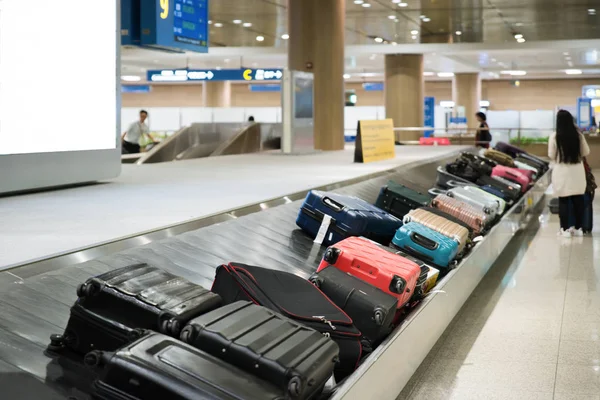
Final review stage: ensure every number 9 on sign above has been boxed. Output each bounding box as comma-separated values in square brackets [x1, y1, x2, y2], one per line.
[160, 0, 169, 19]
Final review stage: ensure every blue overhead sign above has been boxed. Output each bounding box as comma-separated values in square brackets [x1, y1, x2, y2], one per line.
[122, 85, 151, 93]
[249, 84, 281, 92]
[424, 96, 435, 137]
[363, 83, 384, 91]
[147, 68, 284, 82]
[140, 0, 209, 53]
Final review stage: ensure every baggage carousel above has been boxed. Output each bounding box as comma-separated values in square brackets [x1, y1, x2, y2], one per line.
[0, 149, 551, 400]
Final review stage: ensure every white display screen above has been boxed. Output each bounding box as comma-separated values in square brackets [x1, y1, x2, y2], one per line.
[0, 0, 118, 155]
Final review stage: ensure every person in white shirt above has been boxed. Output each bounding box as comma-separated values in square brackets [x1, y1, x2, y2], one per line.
[122, 110, 150, 154]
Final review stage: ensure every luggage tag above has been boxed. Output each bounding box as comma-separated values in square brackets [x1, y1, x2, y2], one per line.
[314, 215, 333, 244]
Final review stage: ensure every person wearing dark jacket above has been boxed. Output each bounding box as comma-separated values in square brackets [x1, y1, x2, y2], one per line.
[475, 112, 492, 148]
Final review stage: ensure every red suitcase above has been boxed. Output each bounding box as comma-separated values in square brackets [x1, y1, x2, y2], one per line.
[491, 165, 531, 193]
[317, 237, 422, 308]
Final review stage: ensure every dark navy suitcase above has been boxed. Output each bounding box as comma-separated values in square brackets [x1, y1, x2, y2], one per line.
[296, 190, 402, 246]
[88, 332, 285, 400]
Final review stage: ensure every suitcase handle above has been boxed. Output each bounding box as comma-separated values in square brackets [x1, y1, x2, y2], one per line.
[410, 232, 438, 251]
[322, 197, 344, 212]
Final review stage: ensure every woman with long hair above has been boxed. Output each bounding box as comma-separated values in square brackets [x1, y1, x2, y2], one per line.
[549, 109, 590, 237]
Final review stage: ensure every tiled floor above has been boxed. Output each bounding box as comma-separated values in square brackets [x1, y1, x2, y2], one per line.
[399, 195, 600, 400]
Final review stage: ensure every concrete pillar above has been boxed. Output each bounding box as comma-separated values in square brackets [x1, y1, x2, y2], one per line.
[288, 0, 345, 151]
[453, 73, 481, 129]
[384, 54, 424, 141]
[203, 81, 231, 107]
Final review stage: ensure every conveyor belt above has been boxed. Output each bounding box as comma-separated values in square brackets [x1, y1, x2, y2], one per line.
[0, 150, 474, 399]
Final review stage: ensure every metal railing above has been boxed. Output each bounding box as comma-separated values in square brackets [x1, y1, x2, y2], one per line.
[345, 127, 556, 146]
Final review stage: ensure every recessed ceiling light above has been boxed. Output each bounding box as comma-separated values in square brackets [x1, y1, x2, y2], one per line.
[243, 22, 252, 27]
[437, 72, 454, 77]
[517, 37, 526, 43]
[362, 3, 371, 7]
[256, 36, 265, 42]
[514, 33, 523, 39]
[423, 72, 435, 76]
[392, 0, 400, 3]
[374, 37, 384, 43]
[354, 0, 364, 4]
[233, 20, 242, 24]
[411, 35, 417, 40]
[208, 20, 212, 24]
[420, 15, 426, 19]
[388, 15, 396, 19]
[215, 66, 222, 71]
[398, 2, 408, 7]
[423, 17, 431, 22]
[565, 69, 583, 75]
[214, 22, 223, 27]
[455, 30, 462, 35]
[343, 74, 351, 79]
[121, 75, 141, 82]
[391, 41, 398, 45]
[281, 34, 289, 40]
[411, 29, 419, 35]
[589, 8, 596, 14]
[501, 70, 527, 76]
[515, 22, 524, 27]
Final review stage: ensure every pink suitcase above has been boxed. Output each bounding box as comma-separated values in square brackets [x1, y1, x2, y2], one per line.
[491, 165, 531, 193]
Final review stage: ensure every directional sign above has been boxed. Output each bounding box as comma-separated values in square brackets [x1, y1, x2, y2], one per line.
[147, 68, 284, 82]
[583, 85, 600, 99]
[140, 0, 209, 53]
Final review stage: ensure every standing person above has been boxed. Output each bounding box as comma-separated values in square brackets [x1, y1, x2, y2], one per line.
[475, 112, 492, 148]
[122, 110, 150, 154]
[549, 109, 591, 237]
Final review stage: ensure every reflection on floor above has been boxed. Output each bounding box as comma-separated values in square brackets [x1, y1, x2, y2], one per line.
[398, 194, 600, 400]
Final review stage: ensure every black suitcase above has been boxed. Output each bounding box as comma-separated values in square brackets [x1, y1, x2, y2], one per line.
[445, 160, 481, 183]
[309, 266, 398, 345]
[436, 165, 472, 189]
[87, 332, 285, 400]
[519, 153, 549, 171]
[50, 263, 222, 356]
[515, 154, 546, 175]
[375, 180, 431, 220]
[180, 301, 338, 400]
[211, 263, 362, 380]
[459, 152, 495, 176]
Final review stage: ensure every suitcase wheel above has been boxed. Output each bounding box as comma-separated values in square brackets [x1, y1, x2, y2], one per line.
[390, 276, 407, 294]
[373, 308, 385, 326]
[308, 274, 322, 288]
[287, 376, 303, 398]
[128, 328, 146, 341]
[48, 334, 65, 351]
[158, 312, 181, 336]
[323, 248, 341, 264]
[179, 325, 196, 344]
[84, 350, 103, 368]
[76, 281, 101, 298]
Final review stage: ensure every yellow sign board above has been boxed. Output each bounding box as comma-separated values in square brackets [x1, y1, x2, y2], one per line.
[354, 119, 396, 163]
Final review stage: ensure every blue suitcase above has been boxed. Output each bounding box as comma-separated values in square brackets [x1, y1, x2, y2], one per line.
[296, 191, 402, 246]
[391, 222, 459, 269]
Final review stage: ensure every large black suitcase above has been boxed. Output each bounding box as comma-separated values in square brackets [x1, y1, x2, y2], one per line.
[180, 301, 338, 399]
[50, 263, 222, 356]
[211, 263, 362, 380]
[436, 165, 472, 189]
[459, 152, 495, 176]
[87, 332, 285, 400]
[309, 266, 398, 345]
[515, 154, 546, 175]
[375, 180, 430, 220]
[445, 160, 481, 183]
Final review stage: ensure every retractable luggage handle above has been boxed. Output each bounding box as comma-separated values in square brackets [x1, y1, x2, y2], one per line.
[428, 188, 446, 197]
[409, 232, 439, 251]
[322, 197, 344, 213]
